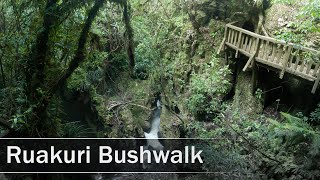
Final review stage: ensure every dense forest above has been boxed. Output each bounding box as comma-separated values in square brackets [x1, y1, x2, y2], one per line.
[0, 0, 320, 179]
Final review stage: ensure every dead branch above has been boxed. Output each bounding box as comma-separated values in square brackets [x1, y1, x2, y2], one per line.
[107, 100, 154, 111]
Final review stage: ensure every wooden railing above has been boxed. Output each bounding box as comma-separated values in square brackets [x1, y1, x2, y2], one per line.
[218, 23, 320, 94]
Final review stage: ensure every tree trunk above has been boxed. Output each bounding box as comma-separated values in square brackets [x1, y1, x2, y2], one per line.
[24, 0, 105, 137]
[25, 0, 58, 136]
[255, 12, 264, 34]
[122, 1, 135, 71]
[49, 0, 105, 95]
[0, 56, 5, 87]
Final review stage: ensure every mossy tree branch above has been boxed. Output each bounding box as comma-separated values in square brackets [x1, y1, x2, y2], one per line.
[122, 0, 135, 70]
[49, 0, 105, 95]
[24, 0, 105, 137]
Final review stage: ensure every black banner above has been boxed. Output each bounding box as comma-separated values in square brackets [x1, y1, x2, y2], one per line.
[0, 138, 209, 173]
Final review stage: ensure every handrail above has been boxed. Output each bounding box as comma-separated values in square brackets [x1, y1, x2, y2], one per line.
[226, 23, 319, 54]
[219, 23, 320, 94]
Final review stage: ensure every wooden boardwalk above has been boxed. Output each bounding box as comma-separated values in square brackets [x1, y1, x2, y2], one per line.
[218, 23, 320, 93]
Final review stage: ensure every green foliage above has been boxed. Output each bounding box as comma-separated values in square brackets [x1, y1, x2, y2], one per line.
[295, 103, 320, 124]
[1, 0, 319, 179]
[186, 107, 320, 179]
[186, 121, 245, 174]
[134, 33, 160, 79]
[310, 103, 320, 124]
[61, 121, 92, 138]
[272, 0, 319, 45]
[201, 144, 250, 178]
[255, 88, 263, 102]
[274, 29, 305, 43]
[266, 112, 320, 179]
[68, 50, 107, 92]
[272, 0, 296, 5]
[186, 56, 231, 115]
[298, 0, 320, 33]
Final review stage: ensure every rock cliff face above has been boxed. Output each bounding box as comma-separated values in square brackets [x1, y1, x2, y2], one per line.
[189, 0, 262, 26]
[232, 71, 263, 116]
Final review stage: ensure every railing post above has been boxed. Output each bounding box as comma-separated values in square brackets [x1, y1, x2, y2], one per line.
[243, 37, 260, 71]
[220, 23, 320, 94]
[312, 68, 320, 94]
[280, 45, 293, 79]
[251, 37, 261, 94]
[217, 26, 228, 55]
[235, 32, 242, 58]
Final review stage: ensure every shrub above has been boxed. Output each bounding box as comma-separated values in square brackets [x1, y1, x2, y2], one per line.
[186, 55, 231, 115]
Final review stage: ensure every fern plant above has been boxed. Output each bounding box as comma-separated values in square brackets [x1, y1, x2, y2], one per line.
[309, 104, 320, 124]
[267, 112, 320, 179]
[61, 121, 93, 138]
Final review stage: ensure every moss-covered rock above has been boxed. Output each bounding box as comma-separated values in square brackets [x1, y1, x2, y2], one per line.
[95, 71, 183, 138]
[232, 71, 263, 117]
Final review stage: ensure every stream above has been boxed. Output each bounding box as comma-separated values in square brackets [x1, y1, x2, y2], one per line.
[91, 99, 172, 180]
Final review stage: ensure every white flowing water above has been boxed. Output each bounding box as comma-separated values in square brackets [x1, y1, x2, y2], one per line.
[144, 100, 164, 150]
[93, 99, 165, 178]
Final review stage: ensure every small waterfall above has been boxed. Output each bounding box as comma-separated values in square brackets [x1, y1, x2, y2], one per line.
[144, 100, 163, 150]
[91, 99, 166, 179]
[142, 99, 164, 169]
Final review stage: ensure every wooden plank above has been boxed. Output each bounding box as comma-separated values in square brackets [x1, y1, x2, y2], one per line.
[231, 30, 235, 44]
[313, 64, 319, 76]
[243, 55, 255, 71]
[265, 41, 271, 59]
[231, 30, 235, 45]
[288, 55, 294, 69]
[243, 38, 260, 71]
[275, 45, 283, 64]
[218, 26, 229, 54]
[235, 31, 239, 45]
[244, 35, 249, 51]
[226, 23, 319, 55]
[224, 25, 228, 39]
[260, 40, 266, 58]
[222, 23, 320, 92]
[238, 48, 252, 57]
[265, 41, 271, 58]
[257, 40, 263, 57]
[299, 59, 305, 72]
[306, 62, 312, 75]
[256, 57, 283, 69]
[217, 38, 226, 55]
[294, 51, 300, 70]
[235, 32, 242, 58]
[250, 38, 261, 93]
[247, 36, 253, 52]
[270, 44, 277, 62]
[241, 34, 246, 50]
[280, 45, 293, 79]
[312, 70, 320, 93]
[226, 24, 288, 45]
[294, 59, 299, 70]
